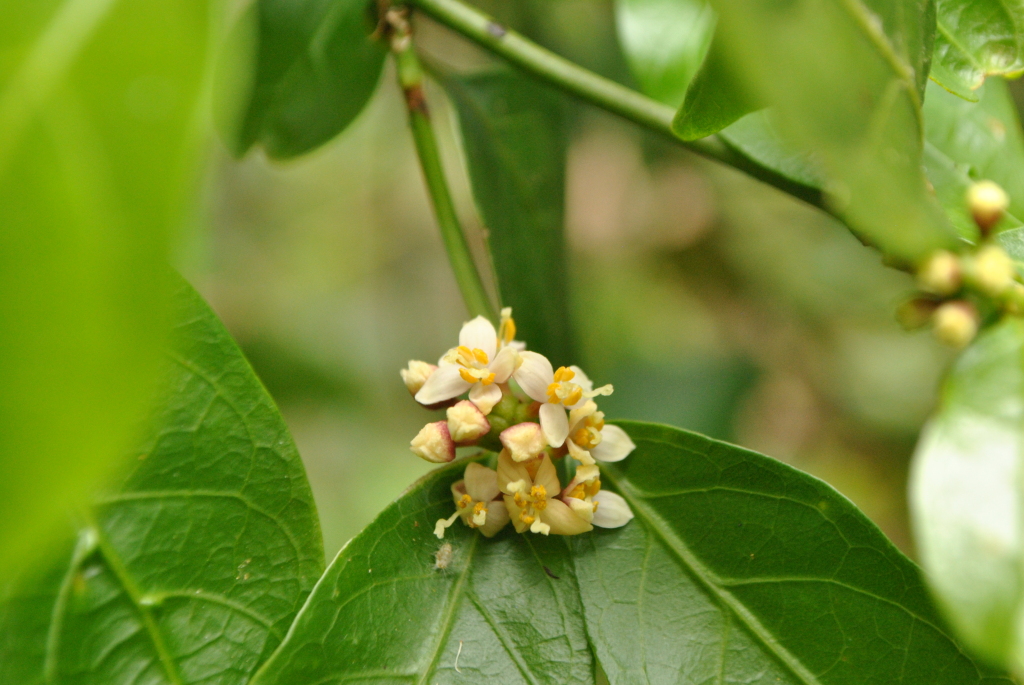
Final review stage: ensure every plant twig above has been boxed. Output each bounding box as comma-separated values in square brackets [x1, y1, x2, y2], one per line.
[405, 0, 826, 212]
[387, 7, 498, 322]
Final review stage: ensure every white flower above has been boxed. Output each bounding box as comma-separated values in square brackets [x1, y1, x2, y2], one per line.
[513, 353, 612, 447]
[415, 316, 520, 415]
[435, 463, 510, 538]
[497, 449, 591, 536]
[564, 400, 635, 465]
[560, 465, 634, 529]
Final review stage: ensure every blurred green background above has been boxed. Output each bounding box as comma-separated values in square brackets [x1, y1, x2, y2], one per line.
[181, 0, 1017, 557]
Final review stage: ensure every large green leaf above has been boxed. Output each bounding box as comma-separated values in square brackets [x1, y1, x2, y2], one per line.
[578, 421, 1011, 685]
[911, 318, 1024, 673]
[615, 0, 716, 107]
[249, 456, 594, 685]
[707, 0, 958, 260]
[0, 0, 212, 583]
[441, 70, 574, 364]
[226, 0, 388, 158]
[0, 282, 325, 685]
[932, 0, 1024, 101]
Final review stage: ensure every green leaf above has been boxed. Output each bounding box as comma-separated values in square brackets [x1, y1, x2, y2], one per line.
[921, 78, 1024, 253]
[931, 0, 1024, 101]
[615, 0, 716, 107]
[0, 0, 212, 582]
[0, 281, 325, 685]
[911, 318, 1024, 673]
[924, 78, 1024, 219]
[249, 457, 594, 685]
[719, 111, 825, 190]
[441, 70, 574, 364]
[227, 0, 388, 159]
[578, 421, 1011, 685]
[707, 0, 958, 260]
[673, 36, 760, 141]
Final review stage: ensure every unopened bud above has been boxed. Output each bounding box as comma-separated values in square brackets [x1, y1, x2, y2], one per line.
[401, 360, 436, 395]
[967, 180, 1009, 233]
[410, 421, 455, 463]
[917, 250, 962, 296]
[933, 301, 979, 349]
[896, 298, 939, 331]
[500, 422, 547, 462]
[970, 244, 1015, 297]
[447, 400, 490, 444]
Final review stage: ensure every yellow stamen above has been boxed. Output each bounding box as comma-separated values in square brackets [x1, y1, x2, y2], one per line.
[499, 315, 516, 345]
[513, 492, 526, 507]
[471, 501, 487, 527]
[592, 501, 599, 512]
[472, 348, 489, 364]
[530, 485, 547, 500]
[459, 368, 477, 384]
[458, 494, 472, 509]
[586, 480, 601, 498]
[566, 387, 583, 406]
[569, 483, 586, 499]
[520, 512, 535, 525]
[553, 366, 575, 382]
[480, 371, 496, 386]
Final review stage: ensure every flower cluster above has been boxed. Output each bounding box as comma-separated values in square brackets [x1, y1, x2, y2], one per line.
[901, 180, 1024, 348]
[400, 309, 635, 538]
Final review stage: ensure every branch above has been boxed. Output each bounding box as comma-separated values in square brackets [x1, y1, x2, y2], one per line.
[406, 0, 827, 213]
[388, 7, 498, 321]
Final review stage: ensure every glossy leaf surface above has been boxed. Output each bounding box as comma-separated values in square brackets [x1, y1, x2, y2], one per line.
[707, 0, 957, 260]
[227, 0, 387, 158]
[442, 70, 574, 364]
[249, 457, 593, 685]
[615, 0, 715, 107]
[579, 421, 1010, 685]
[0, 0, 211, 582]
[719, 111, 824, 190]
[0, 282, 325, 685]
[932, 0, 1024, 101]
[911, 319, 1024, 673]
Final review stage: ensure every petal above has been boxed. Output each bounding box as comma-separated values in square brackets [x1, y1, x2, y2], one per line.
[497, 448, 533, 495]
[503, 495, 530, 533]
[489, 346, 520, 383]
[415, 364, 471, 405]
[459, 316, 497, 360]
[567, 400, 597, 434]
[564, 496, 595, 524]
[591, 425, 636, 463]
[568, 365, 593, 392]
[539, 402, 569, 447]
[561, 464, 600, 498]
[514, 351, 554, 402]
[468, 382, 503, 415]
[592, 490, 634, 528]
[566, 438, 595, 466]
[479, 501, 510, 537]
[534, 455, 562, 496]
[543, 498, 593, 535]
[464, 463, 500, 503]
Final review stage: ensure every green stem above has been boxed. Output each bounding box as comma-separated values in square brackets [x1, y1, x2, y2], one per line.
[390, 11, 497, 321]
[406, 0, 826, 212]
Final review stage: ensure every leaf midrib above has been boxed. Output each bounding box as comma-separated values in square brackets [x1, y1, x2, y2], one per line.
[598, 464, 824, 685]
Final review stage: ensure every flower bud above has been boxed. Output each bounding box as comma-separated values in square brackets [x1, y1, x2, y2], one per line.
[967, 180, 1009, 233]
[932, 301, 979, 349]
[896, 298, 939, 331]
[970, 244, 1015, 297]
[447, 400, 490, 444]
[500, 422, 547, 462]
[410, 421, 455, 463]
[916, 250, 961, 296]
[401, 360, 436, 395]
